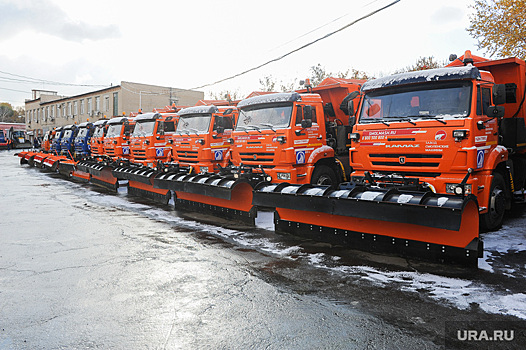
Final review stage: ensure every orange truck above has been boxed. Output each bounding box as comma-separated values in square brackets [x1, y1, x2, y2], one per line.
[89, 119, 109, 157]
[103, 116, 135, 160]
[76, 116, 135, 190]
[111, 109, 179, 202]
[154, 104, 238, 179]
[254, 51, 526, 265]
[153, 78, 363, 222]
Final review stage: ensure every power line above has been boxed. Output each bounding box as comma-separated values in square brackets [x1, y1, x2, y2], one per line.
[268, 0, 384, 53]
[191, 0, 400, 90]
[0, 86, 30, 94]
[0, 69, 108, 87]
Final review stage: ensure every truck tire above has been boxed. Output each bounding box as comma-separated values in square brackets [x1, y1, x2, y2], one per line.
[480, 172, 507, 232]
[311, 165, 338, 188]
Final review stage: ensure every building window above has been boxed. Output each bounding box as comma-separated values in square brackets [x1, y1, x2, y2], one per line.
[74, 101, 78, 116]
[95, 96, 100, 112]
[63, 104, 66, 118]
[113, 92, 118, 116]
[87, 98, 92, 115]
[67, 102, 72, 116]
[80, 100, 85, 115]
[50, 105, 54, 120]
[104, 95, 110, 112]
[45, 106, 49, 121]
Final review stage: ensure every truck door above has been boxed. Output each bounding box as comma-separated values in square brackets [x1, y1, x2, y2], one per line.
[474, 84, 498, 169]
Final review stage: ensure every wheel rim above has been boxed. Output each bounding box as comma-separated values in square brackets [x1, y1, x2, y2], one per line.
[316, 175, 333, 186]
[489, 186, 506, 223]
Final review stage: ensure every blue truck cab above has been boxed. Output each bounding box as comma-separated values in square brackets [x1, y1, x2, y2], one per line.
[73, 122, 94, 157]
[50, 127, 65, 153]
[59, 125, 78, 155]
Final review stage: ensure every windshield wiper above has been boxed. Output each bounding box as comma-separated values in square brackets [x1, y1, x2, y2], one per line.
[360, 119, 390, 126]
[386, 117, 417, 126]
[259, 123, 275, 132]
[236, 125, 250, 134]
[246, 125, 262, 133]
[189, 128, 200, 136]
[407, 115, 447, 124]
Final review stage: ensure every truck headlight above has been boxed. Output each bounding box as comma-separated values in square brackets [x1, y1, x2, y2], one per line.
[446, 183, 472, 195]
[277, 172, 290, 180]
[453, 129, 468, 141]
[349, 133, 360, 142]
[200, 166, 209, 173]
[276, 136, 286, 144]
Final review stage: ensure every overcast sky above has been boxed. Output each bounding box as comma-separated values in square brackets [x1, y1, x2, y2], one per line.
[0, 0, 482, 108]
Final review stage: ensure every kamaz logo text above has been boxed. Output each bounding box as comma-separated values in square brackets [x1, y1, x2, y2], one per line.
[385, 144, 419, 148]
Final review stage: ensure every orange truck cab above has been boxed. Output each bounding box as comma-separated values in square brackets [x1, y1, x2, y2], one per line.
[41, 130, 53, 152]
[348, 51, 526, 231]
[229, 77, 363, 185]
[103, 116, 135, 160]
[90, 119, 109, 157]
[169, 105, 238, 173]
[129, 112, 177, 167]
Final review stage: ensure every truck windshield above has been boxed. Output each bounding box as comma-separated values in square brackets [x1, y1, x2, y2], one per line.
[106, 124, 123, 138]
[76, 128, 89, 138]
[359, 81, 472, 123]
[63, 130, 73, 138]
[132, 121, 156, 137]
[176, 114, 211, 135]
[236, 105, 292, 131]
[93, 126, 104, 138]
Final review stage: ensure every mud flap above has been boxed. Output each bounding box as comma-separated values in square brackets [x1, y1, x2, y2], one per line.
[253, 183, 481, 266]
[154, 172, 258, 224]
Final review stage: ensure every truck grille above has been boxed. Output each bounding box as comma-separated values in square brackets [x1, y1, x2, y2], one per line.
[176, 150, 199, 163]
[132, 149, 146, 160]
[370, 153, 442, 168]
[239, 152, 274, 164]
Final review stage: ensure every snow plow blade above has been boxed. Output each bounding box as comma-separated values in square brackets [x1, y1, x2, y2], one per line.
[253, 183, 481, 266]
[42, 155, 67, 172]
[32, 152, 52, 168]
[113, 164, 170, 204]
[17, 151, 36, 165]
[57, 160, 90, 181]
[77, 160, 120, 191]
[154, 172, 259, 224]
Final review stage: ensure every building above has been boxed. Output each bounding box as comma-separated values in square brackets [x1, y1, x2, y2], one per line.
[25, 81, 204, 137]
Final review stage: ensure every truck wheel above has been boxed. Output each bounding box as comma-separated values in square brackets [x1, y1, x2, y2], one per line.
[311, 165, 338, 188]
[480, 172, 507, 232]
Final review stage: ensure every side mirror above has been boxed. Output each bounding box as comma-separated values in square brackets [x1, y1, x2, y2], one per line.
[493, 84, 506, 105]
[487, 105, 505, 118]
[349, 116, 356, 127]
[223, 108, 233, 115]
[348, 100, 355, 116]
[301, 119, 312, 129]
[340, 91, 360, 115]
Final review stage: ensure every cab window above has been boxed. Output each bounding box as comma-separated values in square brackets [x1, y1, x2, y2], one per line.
[477, 86, 491, 115]
[164, 121, 175, 132]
